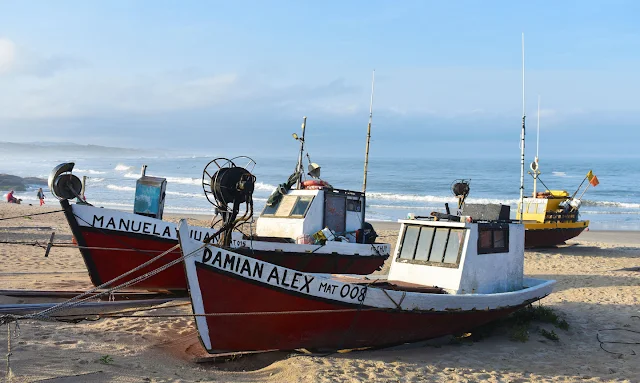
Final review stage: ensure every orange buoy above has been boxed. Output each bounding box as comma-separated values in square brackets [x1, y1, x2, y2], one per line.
[302, 179, 329, 189]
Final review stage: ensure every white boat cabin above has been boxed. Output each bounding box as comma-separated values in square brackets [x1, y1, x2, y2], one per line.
[388, 217, 524, 294]
[256, 188, 365, 243]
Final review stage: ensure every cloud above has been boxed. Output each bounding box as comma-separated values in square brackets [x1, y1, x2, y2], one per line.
[0, 37, 85, 78]
[0, 38, 16, 74]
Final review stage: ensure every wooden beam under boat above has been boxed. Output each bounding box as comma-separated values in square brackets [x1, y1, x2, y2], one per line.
[0, 289, 185, 300]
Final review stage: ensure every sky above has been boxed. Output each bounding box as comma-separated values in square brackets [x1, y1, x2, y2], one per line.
[1, 1, 639, 158]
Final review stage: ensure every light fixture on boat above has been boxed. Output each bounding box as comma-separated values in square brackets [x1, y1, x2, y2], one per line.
[307, 162, 321, 179]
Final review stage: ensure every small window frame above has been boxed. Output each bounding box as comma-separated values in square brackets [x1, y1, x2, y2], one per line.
[260, 195, 314, 218]
[477, 223, 510, 254]
[396, 224, 466, 268]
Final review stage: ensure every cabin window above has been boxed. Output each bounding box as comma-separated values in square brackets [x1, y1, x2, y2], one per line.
[399, 226, 420, 259]
[346, 198, 362, 212]
[477, 224, 509, 254]
[290, 196, 313, 217]
[443, 229, 464, 264]
[262, 203, 278, 216]
[414, 227, 434, 261]
[397, 225, 466, 267]
[261, 195, 314, 218]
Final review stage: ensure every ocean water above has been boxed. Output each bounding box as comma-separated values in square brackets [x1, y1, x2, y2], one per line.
[2, 151, 639, 230]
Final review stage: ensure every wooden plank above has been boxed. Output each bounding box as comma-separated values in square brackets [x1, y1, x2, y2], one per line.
[44, 232, 55, 257]
[0, 298, 187, 316]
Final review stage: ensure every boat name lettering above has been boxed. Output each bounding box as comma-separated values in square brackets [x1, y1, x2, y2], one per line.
[266, 267, 313, 293]
[91, 214, 172, 238]
[189, 230, 219, 242]
[318, 282, 338, 294]
[202, 248, 264, 279]
[339, 284, 367, 302]
[199, 246, 364, 302]
[230, 239, 247, 248]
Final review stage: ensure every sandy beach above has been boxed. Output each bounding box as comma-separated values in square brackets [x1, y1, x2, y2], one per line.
[0, 202, 638, 382]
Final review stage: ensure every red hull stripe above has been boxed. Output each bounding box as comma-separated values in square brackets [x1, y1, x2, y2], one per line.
[525, 227, 587, 247]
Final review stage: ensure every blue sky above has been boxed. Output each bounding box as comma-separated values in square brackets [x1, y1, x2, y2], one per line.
[1, 1, 639, 158]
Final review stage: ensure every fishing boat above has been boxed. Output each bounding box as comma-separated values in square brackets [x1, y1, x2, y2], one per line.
[177, 203, 555, 352]
[516, 98, 597, 248]
[176, 144, 554, 352]
[50, 121, 390, 291]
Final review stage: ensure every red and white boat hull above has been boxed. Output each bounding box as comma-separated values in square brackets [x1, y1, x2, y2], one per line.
[61, 201, 389, 291]
[178, 221, 555, 352]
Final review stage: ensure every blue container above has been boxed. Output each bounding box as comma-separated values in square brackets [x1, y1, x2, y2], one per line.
[134, 176, 167, 219]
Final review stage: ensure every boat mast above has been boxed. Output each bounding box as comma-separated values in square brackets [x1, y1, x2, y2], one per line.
[533, 95, 541, 197]
[519, 33, 526, 222]
[295, 116, 307, 189]
[362, 70, 376, 193]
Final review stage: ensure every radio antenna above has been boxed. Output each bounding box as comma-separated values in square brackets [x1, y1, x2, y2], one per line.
[362, 70, 376, 194]
[519, 33, 526, 222]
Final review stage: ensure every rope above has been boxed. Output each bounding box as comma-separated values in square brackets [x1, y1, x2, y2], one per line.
[24, 239, 208, 322]
[597, 326, 640, 356]
[0, 240, 179, 253]
[24, 242, 180, 321]
[0, 210, 64, 221]
[381, 289, 406, 310]
[51, 307, 386, 321]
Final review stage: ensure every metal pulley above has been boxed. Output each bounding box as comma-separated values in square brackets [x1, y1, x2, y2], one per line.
[48, 163, 83, 201]
[202, 157, 257, 210]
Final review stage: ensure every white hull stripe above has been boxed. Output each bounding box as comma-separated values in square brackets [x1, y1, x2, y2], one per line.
[71, 204, 390, 256]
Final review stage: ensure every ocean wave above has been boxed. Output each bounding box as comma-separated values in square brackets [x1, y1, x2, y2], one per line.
[107, 184, 135, 192]
[581, 210, 640, 215]
[88, 200, 133, 208]
[123, 172, 202, 186]
[75, 168, 106, 175]
[367, 192, 518, 205]
[583, 200, 640, 209]
[115, 164, 134, 171]
[166, 191, 206, 198]
[87, 177, 105, 183]
[369, 204, 435, 210]
[551, 171, 567, 177]
[255, 182, 276, 191]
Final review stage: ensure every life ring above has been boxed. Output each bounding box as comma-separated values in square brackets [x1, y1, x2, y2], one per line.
[302, 179, 329, 188]
[304, 185, 326, 190]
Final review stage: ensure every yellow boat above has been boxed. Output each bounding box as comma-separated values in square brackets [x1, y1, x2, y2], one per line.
[517, 189, 590, 248]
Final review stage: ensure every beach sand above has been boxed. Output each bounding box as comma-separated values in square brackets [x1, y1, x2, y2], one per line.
[0, 202, 638, 382]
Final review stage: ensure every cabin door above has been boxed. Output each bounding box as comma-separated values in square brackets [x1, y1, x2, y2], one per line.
[324, 194, 346, 234]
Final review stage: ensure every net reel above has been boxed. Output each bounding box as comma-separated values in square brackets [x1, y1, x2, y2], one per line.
[48, 162, 83, 201]
[451, 179, 471, 209]
[202, 157, 257, 246]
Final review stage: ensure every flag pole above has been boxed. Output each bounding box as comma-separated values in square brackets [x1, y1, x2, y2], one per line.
[571, 175, 588, 200]
[519, 33, 526, 222]
[577, 182, 592, 201]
